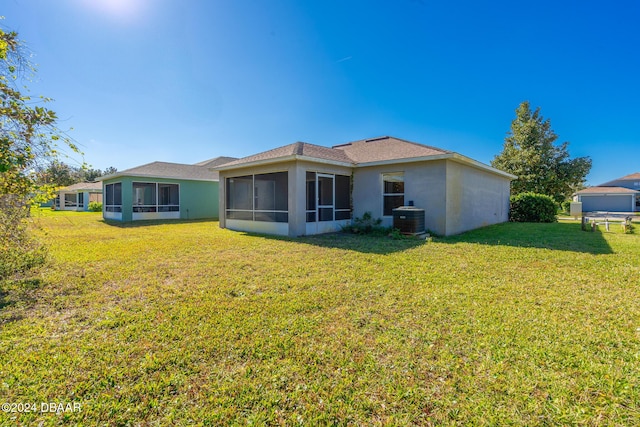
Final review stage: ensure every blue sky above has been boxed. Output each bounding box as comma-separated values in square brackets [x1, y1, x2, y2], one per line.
[4, 0, 639, 185]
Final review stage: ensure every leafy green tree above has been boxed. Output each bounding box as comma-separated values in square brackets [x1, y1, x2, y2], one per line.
[492, 101, 591, 203]
[103, 166, 117, 176]
[36, 160, 84, 187]
[36, 162, 118, 186]
[1, 24, 80, 278]
[1, 26, 80, 201]
[83, 167, 103, 182]
[84, 165, 117, 181]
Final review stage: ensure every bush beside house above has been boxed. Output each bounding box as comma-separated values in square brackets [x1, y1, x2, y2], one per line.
[509, 192, 557, 223]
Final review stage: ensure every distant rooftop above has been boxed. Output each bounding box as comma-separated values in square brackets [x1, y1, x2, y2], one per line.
[61, 182, 102, 192]
[99, 160, 222, 182]
[575, 186, 640, 195]
[600, 172, 640, 186]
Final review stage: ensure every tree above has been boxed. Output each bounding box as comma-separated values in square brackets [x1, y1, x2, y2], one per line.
[84, 165, 117, 182]
[35, 162, 118, 186]
[83, 167, 103, 182]
[491, 101, 592, 203]
[36, 160, 84, 187]
[103, 166, 117, 176]
[1, 26, 81, 201]
[1, 24, 80, 278]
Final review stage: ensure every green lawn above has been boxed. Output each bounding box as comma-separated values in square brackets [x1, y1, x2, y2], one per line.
[1, 210, 640, 425]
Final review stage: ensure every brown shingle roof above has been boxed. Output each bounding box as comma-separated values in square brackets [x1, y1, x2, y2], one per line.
[218, 141, 353, 168]
[193, 156, 238, 168]
[333, 136, 451, 163]
[217, 136, 452, 169]
[617, 172, 640, 180]
[575, 186, 640, 195]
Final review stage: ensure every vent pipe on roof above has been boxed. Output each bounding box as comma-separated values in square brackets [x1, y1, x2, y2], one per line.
[365, 136, 390, 142]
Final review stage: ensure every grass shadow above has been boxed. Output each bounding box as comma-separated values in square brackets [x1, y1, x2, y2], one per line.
[0, 278, 44, 324]
[102, 218, 218, 228]
[440, 221, 615, 255]
[239, 230, 427, 254]
[239, 222, 616, 255]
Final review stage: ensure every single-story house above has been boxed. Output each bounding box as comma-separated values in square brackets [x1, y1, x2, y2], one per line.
[215, 136, 516, 237]
[574, 172, 640, 213]
[54, 182, 103, 211]
[98, 157, 236, 221]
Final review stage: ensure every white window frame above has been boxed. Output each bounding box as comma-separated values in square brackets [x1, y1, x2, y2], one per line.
[382, 172, 405, 216]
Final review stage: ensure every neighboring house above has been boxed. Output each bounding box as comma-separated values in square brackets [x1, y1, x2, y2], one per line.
[98, 157, 236, 222]
[574, 172, 640, 213]
[215, 136, 516, 237]
[55, 182, 103, 211]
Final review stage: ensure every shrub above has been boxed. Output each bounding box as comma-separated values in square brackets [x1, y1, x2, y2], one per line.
[509, 192, 558, 223]
[560, 200, 571, 214]
[0, 199, 47, 278]
[342, 212, 388, 235]
[88, 201, 103, 212]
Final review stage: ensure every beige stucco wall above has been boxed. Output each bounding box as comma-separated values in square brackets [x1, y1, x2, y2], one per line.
[220, 157, 511, 237]
[353, 160, 449, 235]
[353, 159, 510, 236]
[444, 160, 511, 235]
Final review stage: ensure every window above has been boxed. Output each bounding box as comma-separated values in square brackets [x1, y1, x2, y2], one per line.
[133, 182, 157, 212]
[306, 172, 316, 222]
[158, 184, 179, 212]
[64, 193, 77, 208]
[335, 174, 351, 220]
[382, 172, 404, 216]
[318, 174, 334, 221]
[306, 172, 351, 222]
[133, 182, 180, 213]
[105, 183, 122, 212]
[226, 175, 253, 220]
[226, 172, 288, 222]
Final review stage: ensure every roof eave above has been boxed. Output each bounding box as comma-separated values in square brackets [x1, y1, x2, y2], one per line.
[99, 173, 218, 182]
[295, 155, 354, 168]
[575, 188, 640, 195]
[214, 155, 299, 171]
[355, 153, 517, 180]
[355, 153, 453, 168]
[215, 155, 353, 171]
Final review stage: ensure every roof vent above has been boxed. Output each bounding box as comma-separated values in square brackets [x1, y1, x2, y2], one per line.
[365, 136, 390, 142]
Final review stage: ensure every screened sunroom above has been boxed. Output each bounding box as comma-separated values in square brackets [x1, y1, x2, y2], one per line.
[222, 165, 352, 237]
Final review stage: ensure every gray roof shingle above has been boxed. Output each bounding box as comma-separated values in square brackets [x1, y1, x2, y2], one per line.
[99, 161, 221, 181]
[61, 182, 103, 192]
